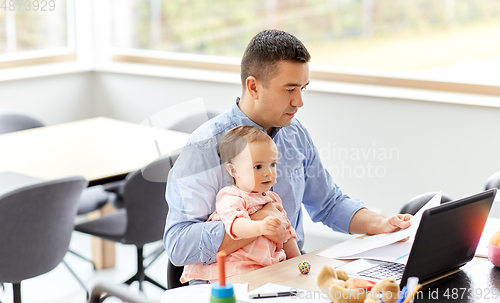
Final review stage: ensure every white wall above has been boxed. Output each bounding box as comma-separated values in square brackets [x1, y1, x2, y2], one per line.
[2, 70, 500, 251]
[0, 72, 93, 125]
[92, 71, 240, 124]
[93, 71, 500, 217]
[300, 90, 500, 216]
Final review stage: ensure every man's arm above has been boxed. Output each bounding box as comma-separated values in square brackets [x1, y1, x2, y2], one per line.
[348, 208, 411, 235]
[164, 138, 227, 266]
[218, 232, 255, 254]
[297, 122, 408, 236]
[164, 219, 225, 266]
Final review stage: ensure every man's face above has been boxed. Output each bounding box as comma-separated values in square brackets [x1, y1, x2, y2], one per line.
[252, 60, 310, 133]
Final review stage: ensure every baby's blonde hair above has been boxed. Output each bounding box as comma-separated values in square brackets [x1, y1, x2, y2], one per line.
[218, 125, 273, 164]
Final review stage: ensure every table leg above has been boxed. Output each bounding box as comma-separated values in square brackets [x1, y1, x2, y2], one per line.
[88, 203, 116, 269]
[92, 236, 115, 270]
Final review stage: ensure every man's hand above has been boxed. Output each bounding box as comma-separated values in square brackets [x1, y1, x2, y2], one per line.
[254, 202, 291, 228]
[263, 224, 286, 251]
[349, 208, 412, 235]
[378, 214, 412, 242]
[258, 216, 281, 236]
[379, 214, 412, 234]
[250, 203, 289, 251]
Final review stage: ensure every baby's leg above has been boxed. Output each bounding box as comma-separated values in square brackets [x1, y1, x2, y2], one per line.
[283, 238, 301, 259]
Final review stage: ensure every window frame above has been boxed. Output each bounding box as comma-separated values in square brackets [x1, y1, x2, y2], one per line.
[0, 0, 78, 69]
[1, 0, 499, 97]
[111, 49, 500, 97]
[0, 50, 76, 69]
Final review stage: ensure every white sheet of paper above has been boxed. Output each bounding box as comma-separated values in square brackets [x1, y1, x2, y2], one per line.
[161, 283, 248, 303]
[239, 282, 331, 303]
[476, 217, 500, 257]
[335, 241, 413, 264]
[317, 192, 442, 259]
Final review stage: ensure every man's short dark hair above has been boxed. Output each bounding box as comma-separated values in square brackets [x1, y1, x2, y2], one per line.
[241, 29, 311, 88]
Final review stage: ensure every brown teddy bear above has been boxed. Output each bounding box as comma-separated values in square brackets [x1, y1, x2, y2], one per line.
[317, 265, 400, 303]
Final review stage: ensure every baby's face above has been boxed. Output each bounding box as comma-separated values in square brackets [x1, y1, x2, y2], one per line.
[230, 140, 278, 193]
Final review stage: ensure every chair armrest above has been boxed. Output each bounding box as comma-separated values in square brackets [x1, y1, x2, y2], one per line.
[102, 180, 126, 193]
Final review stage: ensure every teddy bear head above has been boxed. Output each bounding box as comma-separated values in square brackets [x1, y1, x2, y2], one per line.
[317, 265, 400, 303]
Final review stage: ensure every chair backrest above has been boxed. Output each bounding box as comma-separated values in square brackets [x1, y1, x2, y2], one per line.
[121, 155, 177, 247]
[0, 113, 45, 135]
[168, 110, 220, 133]
[399, 191, 453, 215]
[167, 259, 188, 289]
[0, 176, 88, 283]
[485, 171, 500, 190]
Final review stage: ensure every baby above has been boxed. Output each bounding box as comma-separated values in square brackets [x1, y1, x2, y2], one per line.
[181, 125, 301, 283]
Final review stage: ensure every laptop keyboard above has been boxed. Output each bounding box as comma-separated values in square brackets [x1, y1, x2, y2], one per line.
[358, 262, 405, 280]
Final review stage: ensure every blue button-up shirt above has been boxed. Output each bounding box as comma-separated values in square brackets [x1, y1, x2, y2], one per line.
[164, 99, 366, 266]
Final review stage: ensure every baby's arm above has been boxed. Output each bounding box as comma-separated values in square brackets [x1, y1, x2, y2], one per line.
[231, 216, 282, 239]
[283, 238, 301, 259]
[216, 193, 282, 240]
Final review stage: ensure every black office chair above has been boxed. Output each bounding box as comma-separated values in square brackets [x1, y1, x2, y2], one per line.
[0, 113, 45, 134]
[0, 176, 88, 303]
[74, 155, 177, 291]
[400, 192, 454, 215]
[77, 185, 116, 215]
[485, 171, 500, 190]
[167, 260, 188, 289]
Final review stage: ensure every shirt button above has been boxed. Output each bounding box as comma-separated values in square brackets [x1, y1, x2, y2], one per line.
[262, 192, 266, 196]
[236, 208, 241, 211]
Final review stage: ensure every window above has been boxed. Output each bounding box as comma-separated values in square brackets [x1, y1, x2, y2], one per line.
[110, 0, 500, 94]
[0, 0, 75, 68]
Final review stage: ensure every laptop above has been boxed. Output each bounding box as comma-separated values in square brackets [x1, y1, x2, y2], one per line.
[336, 188, 496, 287]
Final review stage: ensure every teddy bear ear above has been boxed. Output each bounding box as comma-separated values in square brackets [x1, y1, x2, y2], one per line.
[334, 269, 349, 281]
[370, 278, 400, 303]
[371, 278, 399, 292]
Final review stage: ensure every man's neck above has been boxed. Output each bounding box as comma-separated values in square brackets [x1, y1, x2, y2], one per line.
[237, 94, 252, 119]
[238, 95, 272, 135]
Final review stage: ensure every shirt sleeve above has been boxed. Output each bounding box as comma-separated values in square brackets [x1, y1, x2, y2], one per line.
[163, 135, 228, 266]
[215, 191, 251, 240]
[298, 123, 367, 234]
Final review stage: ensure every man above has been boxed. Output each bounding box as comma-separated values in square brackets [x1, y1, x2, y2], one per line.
[164, 29, 410, 267]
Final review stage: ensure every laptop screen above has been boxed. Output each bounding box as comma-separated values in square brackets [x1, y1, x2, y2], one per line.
[401, 188, 496, 287]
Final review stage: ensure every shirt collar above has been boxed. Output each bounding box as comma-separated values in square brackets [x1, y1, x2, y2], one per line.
[231, 98, 282, 138]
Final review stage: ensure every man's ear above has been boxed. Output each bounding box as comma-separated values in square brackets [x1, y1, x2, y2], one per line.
[225, 163, 237, 177]
[245, 76, 259, 100]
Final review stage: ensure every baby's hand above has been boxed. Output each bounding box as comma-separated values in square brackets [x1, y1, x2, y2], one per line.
[260, 202, 291, 228]
[259, 216, 281, 236]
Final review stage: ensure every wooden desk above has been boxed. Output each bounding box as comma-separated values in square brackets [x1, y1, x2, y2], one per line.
[228, 246, 346, 292]
[229, 248, 497, 302]
[0, 117, 190, 269]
